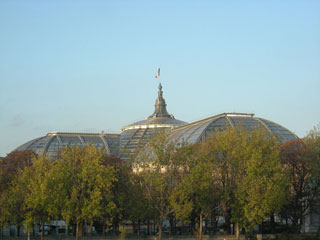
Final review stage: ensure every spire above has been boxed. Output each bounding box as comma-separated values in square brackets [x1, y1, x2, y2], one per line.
[148, 83, 174, 119]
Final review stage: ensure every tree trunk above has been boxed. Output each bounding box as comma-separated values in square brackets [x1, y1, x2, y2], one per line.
[78, 222, 83, 237]
[157, 222, 162, 240]
[84, 220, 87, 240]
[76, 222, 79, 240]
[235, 222, 240, 240]
[27, 228, 30, 240]
[225, 212, 232, 234]
[204, 219, 208, 234]
[113, 219, 119, 235]
[292, 215, 300, 233]
[17, 225, 20, 237]
[258, 224, 262, 234]
[174, 219, 177, 235]
[89, 223, 92, 237]
[132, 220, 136, 235]
[138, 220, 141, 236]
[270, 213, 275, 234]
[66, 224, 69, 236]
[169, 216, 173, 235]
[41, 223, 44, 240]
[191, 214, 196, 235]
[199, 213, 203, 240]
[147, 219, 150, 235]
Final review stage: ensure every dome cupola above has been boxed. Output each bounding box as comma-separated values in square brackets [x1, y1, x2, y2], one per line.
[120, 83, 187, 159]
[148, 83, 172, 119]
[122, 83, 187, 131]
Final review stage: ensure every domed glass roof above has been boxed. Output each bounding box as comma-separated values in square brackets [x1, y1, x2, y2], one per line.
[12, 85, 298, 162]
[169, 113, 297, 144]
[120, 83, 187, 159]
[15, 132, 120, 160]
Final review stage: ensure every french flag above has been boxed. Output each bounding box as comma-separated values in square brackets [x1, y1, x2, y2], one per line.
[155, 68, 160, 79]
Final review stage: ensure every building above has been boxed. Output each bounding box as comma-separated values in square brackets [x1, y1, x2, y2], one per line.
[15, 83, 297, 160]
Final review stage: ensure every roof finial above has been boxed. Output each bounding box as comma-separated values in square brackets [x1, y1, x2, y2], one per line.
[148, 83, 174, 119]
[158, 83, 163, 99]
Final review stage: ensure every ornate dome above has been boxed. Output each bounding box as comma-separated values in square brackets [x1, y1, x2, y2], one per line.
[169, 112, 297, 144]
[120, 83, 187, 159]
[15, 132, 120, 160]
[12, 84, 297, 162]
[122, 83, 187, 130]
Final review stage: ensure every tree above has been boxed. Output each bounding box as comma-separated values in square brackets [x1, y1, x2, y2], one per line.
[0, 150, 34, 236]
[305, 125, 320, 236]
[17, 156, 53, 240]
[280, 137, 318, 232]
[170, 143, 220, 239]
[282, 124, 320, 234]
[135, 131, 180, 240]
[5, 154, 69, 240]
[122, 171, 152, 236]
[170, 160, 219, 239]
[101, 154, 132, 235]
[202, 127, 287, 240]
[52, 144, 116, 240]
[139, 168, 170, 240]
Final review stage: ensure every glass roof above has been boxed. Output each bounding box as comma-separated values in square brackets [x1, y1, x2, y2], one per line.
[13, 113, 297, 161]
[119, 127, 166, 160]
[12, 84, 298, 162]
[169, 113, 297, 145]
[15, 132, 120, 160]
[119, 83, 187, 160]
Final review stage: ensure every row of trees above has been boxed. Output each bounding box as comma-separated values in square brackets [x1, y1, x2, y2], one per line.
[0, 126, 319, 240]
[0, 146, 119, 240]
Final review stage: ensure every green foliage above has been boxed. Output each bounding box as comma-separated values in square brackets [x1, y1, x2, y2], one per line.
[54, 144, 117, 228]
[170, 155, 219, 220]
[135, 131, 182, 239]
[22, 156, 53, 230]
[202, 127, 288, 232]
[136, 127, 289, 239]
[240, 128, 288, 230]
[280, 124, 320, 232]
[0, 150, 34, 228]
[103, 155, 136, 233]
[4, 169, 29, 228]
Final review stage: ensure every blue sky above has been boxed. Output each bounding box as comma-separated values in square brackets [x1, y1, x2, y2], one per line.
[0, 0, 319, 156]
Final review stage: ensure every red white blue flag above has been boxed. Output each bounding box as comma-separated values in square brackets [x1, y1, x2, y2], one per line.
[155, 68, 160, 79]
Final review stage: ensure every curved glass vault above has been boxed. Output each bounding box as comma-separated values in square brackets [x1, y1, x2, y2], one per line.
[13, 84, 297, 160]
[15, 132, 120, 160]
[168, 113, 297, 145]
